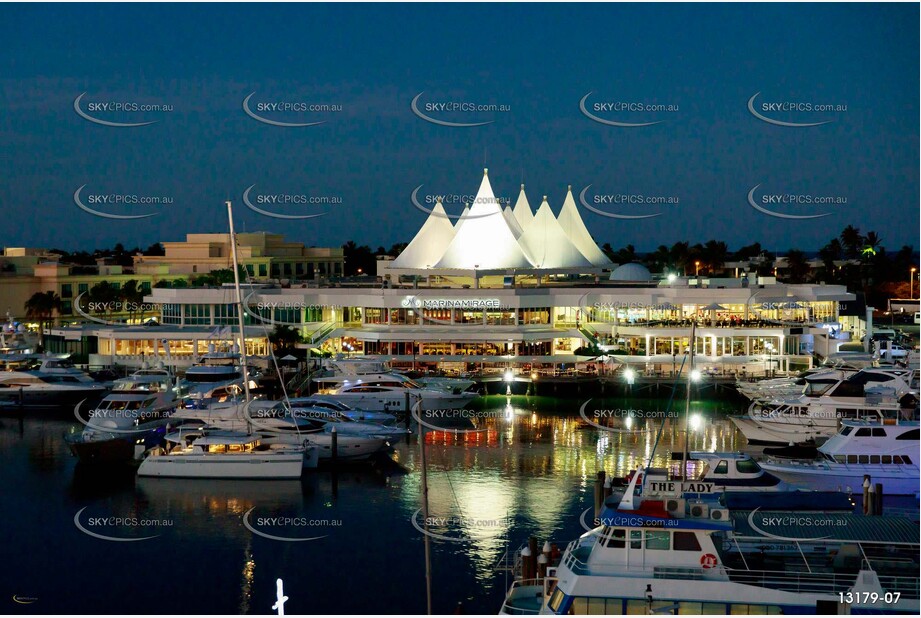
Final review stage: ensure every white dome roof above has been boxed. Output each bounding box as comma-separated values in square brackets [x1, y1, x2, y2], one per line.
[609, 263, 652, 281]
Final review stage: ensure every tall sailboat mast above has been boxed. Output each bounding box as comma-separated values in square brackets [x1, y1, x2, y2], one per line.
[226, 200, 252, 403]
[681, 318, 696, 482]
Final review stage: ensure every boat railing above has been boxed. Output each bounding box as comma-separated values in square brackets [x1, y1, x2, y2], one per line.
[499, 579, 547, 615]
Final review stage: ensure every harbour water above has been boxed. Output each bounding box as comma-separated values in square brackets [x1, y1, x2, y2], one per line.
[1, 393, 912, 615]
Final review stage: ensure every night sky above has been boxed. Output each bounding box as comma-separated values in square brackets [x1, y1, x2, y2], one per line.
[1, 3, 918, 253]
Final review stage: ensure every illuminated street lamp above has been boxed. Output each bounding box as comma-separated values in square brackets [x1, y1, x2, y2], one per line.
[695, 261, 700, 276]
[690, 369, 702, 382]
[911, 267, 918, 299]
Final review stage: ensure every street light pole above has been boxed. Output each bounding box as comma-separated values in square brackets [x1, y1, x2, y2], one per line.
[911, 267, 917, 299]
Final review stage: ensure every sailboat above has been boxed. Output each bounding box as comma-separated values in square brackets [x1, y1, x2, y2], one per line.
[138, 201, 308, 478]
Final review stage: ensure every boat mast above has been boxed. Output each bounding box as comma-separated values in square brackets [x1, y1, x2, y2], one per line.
[682, 318, 696, 482]
[226, 200, 252, 404]
[418, 398, 433, 615]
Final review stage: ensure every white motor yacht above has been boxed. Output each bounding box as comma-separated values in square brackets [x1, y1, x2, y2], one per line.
[66, 366, 179, 462]
[0, 355, 109, 407]
[315, 373, 478, 412]
[759, 420, 919, 495]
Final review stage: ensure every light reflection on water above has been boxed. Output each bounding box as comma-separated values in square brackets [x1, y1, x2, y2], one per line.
[0, 395, 747, 614]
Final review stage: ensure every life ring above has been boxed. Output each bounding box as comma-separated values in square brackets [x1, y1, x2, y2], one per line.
[700, 553, 718, 569]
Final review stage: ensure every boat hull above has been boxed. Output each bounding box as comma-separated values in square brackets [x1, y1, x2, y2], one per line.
[758, 461, 920, 496]
[137, 452, 304, 479]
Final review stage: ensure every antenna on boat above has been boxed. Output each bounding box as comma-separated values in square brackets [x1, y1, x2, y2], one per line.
[226, 201, 252, 406]
[681, 318, 696, 482]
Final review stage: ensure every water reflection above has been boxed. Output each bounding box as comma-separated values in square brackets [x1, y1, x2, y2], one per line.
[1, 395, 748, 614]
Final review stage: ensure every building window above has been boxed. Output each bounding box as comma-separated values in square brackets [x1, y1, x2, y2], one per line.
[364, 308, 386, 325]
[163, 304, 182, 324]
[60, 284, 73, 298]
[60, 301, 72, 315]
[185, 304, 212, 325]
[141, 281, 151, 292]
[258, 264, 267, 277]
[78, 283, 89, 295]
[245, 264, 255, 277]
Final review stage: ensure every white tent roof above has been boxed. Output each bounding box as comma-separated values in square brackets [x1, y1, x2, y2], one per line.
[434, 170, 534, 269]
[391, 200, 457, 268]
[557, 186, 612, 266]
[512, 185, 534, 231]
[518, 197, 593, 268]
[455, 205, 470, 230]
[503, 206, 524, 239]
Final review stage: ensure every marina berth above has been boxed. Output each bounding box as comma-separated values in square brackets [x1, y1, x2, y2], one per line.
[0, 354, 109, 407]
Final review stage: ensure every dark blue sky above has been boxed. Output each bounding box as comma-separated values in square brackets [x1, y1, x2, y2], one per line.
[1, 3, 917, 253]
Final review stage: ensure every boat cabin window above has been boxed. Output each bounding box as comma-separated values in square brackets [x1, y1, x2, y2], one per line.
[900, 455, 912, 464]
[735, 458, 760, 474]
[644, 531, 670, 550]
[713, 460, 729, 474]
[881, 455, 892, 464]
[673, 531, 702, 551]
[858, 455, 869, 464]
[604, 528, 625, 548]
[547, 589, 564, 612]
[855, 427, 886, 437]
[629, 530, 642, 549]
[896, 429, 919, 441]
[869, 455, 880, 464]
[840, 426, 854, 436]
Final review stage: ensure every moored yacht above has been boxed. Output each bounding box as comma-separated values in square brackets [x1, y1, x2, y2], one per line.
[315, 373, 478, 412]
[65, 366, 179, 463]
[731, 367, 919, 445]
[0, 355, 109, 408]
[137, 427, 308, 478]
[759, 419, 920, 495]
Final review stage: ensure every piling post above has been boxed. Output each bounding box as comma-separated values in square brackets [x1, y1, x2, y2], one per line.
[867, 482, 876, 516]
[330, 427, 338, 467]
[873, 483, 883, 516]
[594, 471, 606, 519]
[862, 475, 871, 515]
[521, 546, 533, 581]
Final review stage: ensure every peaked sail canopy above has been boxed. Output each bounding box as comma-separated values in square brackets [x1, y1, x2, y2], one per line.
[512, 185, 534, 232]
[557, 187, 612, 266]
[518, 197, 593, 268]
[503, 206, 524, 239]
[391, 200, 457, 268]
[434, 170, 534, 269]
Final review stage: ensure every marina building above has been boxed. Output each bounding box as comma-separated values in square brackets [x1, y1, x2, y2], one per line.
[45, 171, 855, 374]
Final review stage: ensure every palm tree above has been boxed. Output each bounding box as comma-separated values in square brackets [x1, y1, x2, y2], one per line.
[782, 249, 811, 283]
[861, 231, 882, 260]
[840, 225, 862, 259]
[701, 240, 729, 275]
[24, 291, 62, 351]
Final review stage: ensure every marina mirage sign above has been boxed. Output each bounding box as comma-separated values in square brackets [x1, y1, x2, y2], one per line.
[401, 296, 503, 310]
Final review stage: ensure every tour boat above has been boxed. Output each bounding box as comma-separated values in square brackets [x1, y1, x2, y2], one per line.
[499, 470, 919, 615]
